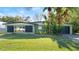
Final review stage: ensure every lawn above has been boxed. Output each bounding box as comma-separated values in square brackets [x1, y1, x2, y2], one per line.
[0, 33, 79, 51]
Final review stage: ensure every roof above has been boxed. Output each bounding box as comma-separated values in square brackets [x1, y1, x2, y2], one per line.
[6, 21, 44, 23]
[4, 21, 45, 25]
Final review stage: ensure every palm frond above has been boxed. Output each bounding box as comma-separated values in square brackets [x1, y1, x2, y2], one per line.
[43, 7, 48, 12]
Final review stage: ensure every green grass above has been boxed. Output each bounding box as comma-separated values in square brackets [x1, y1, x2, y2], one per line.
[0, 33, 79, 51]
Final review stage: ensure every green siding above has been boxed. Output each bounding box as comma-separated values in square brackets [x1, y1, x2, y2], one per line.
[34, 24, 39, 34]
[34, 24, 46, 34]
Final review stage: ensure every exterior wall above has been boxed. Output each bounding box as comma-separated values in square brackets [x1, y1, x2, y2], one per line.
[38, 25, 46, 34]
[5, 23, 72, 35]
[6, 23, 35, 34]
[34, 24, 46, 34]
[35, 24, 73, 34]
[34, 24, 39, 34]
[0, 22, 6, 33]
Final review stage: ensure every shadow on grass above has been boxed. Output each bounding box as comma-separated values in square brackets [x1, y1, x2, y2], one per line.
[0, 33, 79, 50]
[0, 33, 49, 40]
[50, 35, 79, 51]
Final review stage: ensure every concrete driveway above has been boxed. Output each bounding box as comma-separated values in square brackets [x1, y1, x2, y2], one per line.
[63, 34, 79, 40]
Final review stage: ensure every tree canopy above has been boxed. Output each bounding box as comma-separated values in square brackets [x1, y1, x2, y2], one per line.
[43, 7, 79, 34]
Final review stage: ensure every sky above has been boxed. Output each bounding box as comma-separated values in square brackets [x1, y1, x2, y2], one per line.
[0, 7, 47, 21]
[0, 7, 47, 28]
[0, 7, 44, 17]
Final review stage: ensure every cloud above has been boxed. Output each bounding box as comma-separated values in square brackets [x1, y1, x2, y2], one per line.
[0, 13, 5, 16]
[16, 8, 27, 16]
[32, 8, 42, 11]
[31, 7, 43, 15]
[19, 10, 24, 14]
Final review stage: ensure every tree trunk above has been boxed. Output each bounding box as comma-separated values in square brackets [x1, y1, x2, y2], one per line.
[56, 7, 63, 34]
[56, 7, 62, 24]
[48, 7, 52, 34]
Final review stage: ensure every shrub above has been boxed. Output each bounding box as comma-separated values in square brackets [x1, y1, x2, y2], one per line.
[51, 23, 63, 34]
[71, 19, 79, 33]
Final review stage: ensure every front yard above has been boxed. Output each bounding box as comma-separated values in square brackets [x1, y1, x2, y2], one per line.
[0, 33, 79, 51]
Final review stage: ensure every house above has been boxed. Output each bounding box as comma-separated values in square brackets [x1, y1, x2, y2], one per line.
[4, 21, 72, 34]
[4, 21, 44, 34]
[0, 21, 6, 33]
[60, 24, 72, 34]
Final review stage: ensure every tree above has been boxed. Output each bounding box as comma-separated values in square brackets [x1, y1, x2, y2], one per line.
[43, 7, 52, 34]
[34, 14, 43, 22]
[61, 7, 77, 24]
[14, 16, 22, 22]
[0, 16, 24, 23]
[24, 16, 31, 22]
[69, 8, 79, 33]
[0, 16, 15, 22]
[43, 7, 78, 34]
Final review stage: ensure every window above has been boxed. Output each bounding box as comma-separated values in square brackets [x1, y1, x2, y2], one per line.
[38, 26, 42, 30]
[25, 26, 33, 32]
[7, 26, 14, 32]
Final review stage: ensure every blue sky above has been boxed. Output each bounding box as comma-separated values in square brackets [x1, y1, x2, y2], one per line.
[0, 7, 44, 17]
[0, 7, 47, 28]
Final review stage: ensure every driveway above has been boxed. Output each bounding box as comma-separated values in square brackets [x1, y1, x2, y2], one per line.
[63, 34, 79, 40]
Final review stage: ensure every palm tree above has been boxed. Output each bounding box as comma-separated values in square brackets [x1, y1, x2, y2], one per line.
[43, 7, 52, 34]
[62, 7, 77, 23]
[53, 7, 73, 24]
[43, 7, 76, 34]
[43, 7, 52, 23]
[56, 7, 62, 25]
[43, 7, 64, 34]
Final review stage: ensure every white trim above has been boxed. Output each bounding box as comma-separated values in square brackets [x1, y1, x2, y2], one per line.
[6, 23, 33, 26]
[70, 26, 72, 35]
[32, 24, 35, 34]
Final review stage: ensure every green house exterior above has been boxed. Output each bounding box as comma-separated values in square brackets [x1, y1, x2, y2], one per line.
[5, 21, 72, 34]
[5, 21, 45, 34]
